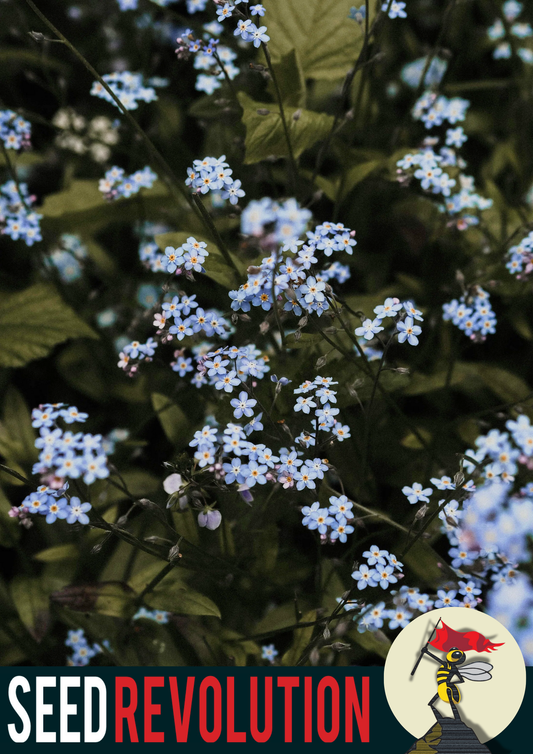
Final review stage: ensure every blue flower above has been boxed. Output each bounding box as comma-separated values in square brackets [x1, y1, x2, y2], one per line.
[216, 3, 234, 21]
[248, 23, 270, 47]
[382, 1, 407, 19]
[261, 644, 278, 662]
[397, 317, 422, 345]
[355, 318, 384, 340]
[387, 608, 412, 629]
[363, 545, 388, 565]
[375, 564, 398, 589]
[230, 391, 257, 419]
[348, 5, 366, 23]
[351, 564, 378, 589]
[65, 497, 92, 525]
[435, 589, 461, 608]
[330, 517, 354, 543]
[402, 482, 433, 504]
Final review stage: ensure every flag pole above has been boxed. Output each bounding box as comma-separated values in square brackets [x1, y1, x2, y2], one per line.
[411, 618, 442, 676]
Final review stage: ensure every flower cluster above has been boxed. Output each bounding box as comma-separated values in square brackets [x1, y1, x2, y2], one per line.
[137, 222, 170, 273]
[208, 3, 269, 47]
[117, 338, 158, 373]
[442, 286, 497, 341]
[396, 133, 493, 231]
[90, 72, 158, 111]
[506, 228, 533, 278]
[228, 219, 356, 317]
[185, 155, 245, 205]
[301, 495, 355, 543]
[44, 233, 88, 283]
[351, 546, 404, 590]
[52, 109, 120, 163]
[0, 110, 31, 150]
[0, 180, 42, 246]
[65, 629, 104, 667]
[30, 403, 109, 487]
[175, 28, 239, 95]
[292, 377, 351, 445]
[99, 166, 157, 200]
[355, 298, 424, 347]
[241, 197, 312, 243]
[488, 1, 533, 64]
[163, 237, 209, 275]
[412, 92, 469, 129]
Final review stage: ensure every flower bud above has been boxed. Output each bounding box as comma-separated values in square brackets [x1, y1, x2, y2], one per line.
[198, 509, 222, 530]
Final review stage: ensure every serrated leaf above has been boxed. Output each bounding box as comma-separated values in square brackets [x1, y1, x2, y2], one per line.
[151, 393, 190, 449]
[238, 92, 334, 164]
[0, 284, 97, 368]
[264, 0, 371, 80]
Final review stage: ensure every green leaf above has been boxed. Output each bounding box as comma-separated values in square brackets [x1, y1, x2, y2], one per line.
[264, 0, 370, 80]
[349, 625, 391, 660]
[311, 160, 383, 202]
[151, 393, 190, 449]
[401, 428, 433, 449]
[154, 231, 242, 289]
[50, 582, 135, 619]
[34, 544, 79, 562]
[460, 363, 533, 419]
[0, 284, 97, 368]
[281, 610, 316, 666]
[10, 576, 50, 642]
[238, 92, 334, 164]
[0, 486, 21, 547]
[41, 179, 175, 232]
[145, 581, 221, 618]
[0, 387, 37, 468]
[267, 48, 306, 107]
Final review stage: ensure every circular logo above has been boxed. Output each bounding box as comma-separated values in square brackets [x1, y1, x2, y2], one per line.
[384, 607, 526, 744]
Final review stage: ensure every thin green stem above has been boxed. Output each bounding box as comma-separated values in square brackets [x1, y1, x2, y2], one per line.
[261, 42, 298, 196]
[136, 561, 176, 605]
[191, 194, 240, 280]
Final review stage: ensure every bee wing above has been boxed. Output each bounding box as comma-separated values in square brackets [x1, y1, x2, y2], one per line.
[460, 661, 493, 681]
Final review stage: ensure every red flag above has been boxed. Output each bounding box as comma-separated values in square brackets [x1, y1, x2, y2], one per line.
[429, 621, 504, 653]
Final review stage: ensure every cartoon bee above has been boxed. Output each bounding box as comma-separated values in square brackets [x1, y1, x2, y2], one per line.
[421, 645, 494, 710]
[411, 619, 503, 720]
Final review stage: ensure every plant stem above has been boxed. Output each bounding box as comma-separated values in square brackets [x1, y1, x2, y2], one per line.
[136, 561, 176, 604]
[261, 42, 298, 196]
[24, 0, 232, 257]
[191, 194, 240, 280]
